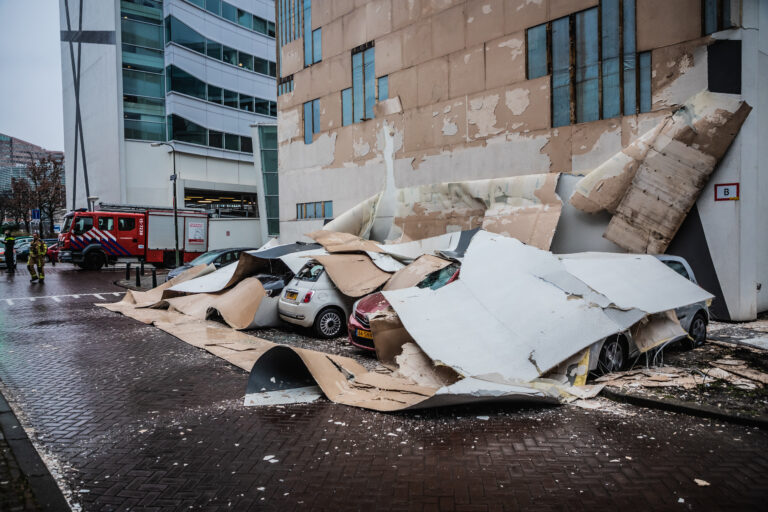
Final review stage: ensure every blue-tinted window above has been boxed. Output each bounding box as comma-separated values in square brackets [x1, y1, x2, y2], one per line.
[253, 16, 267, 35]
[238, 52, 253, 71]
[166, 65, 206, 100]
[122, 44, 164, 73]
[221, 2, 237, 22]
[312, 28, 322, 63]
[623, 0, 637, 115]
[601, 0, 621, 119]
[222, 46, 237, 65]
[206, 39, 222, 60]
[207, 85, 222, 104]
[239, 94, 254, 112]
[551, 18, 570, 127]
[123, 69, 164, 97]
[297, 201, 333, 219]
[639, 51, 652, 113]
[363, 47, 376, 120]
[205, 0, 221, 16]
[237, 9, 252, 28]
[574, 8, 599, 124]
[526, 24, 548, 79]
[224, 89, 238, 108]
[303, 98, 321, 144]
[166, 17, 205, 54]
[124, 119, 165, 141]
[122, 19, 163, 50]
[225, 133, 240, 151]
[255, 98, 270, 115]
[378, 75, 388, 101]
[303, 0, 312, 66]
[352, 52, 364, 123]
[169, 114, 207, 145]
[324, 201, 333, 218]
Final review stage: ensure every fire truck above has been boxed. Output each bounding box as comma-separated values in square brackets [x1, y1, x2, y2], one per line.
[57, 205, 260, 270]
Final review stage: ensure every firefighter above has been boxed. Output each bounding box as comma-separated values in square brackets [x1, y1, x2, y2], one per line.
[27, 233, 47, 283]
[3, 231, 15, 273]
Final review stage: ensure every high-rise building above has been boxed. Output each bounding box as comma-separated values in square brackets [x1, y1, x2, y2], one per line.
[59, 0, 276, 217]
[275, 0, 768, 321]
[0, 132, 64, 191]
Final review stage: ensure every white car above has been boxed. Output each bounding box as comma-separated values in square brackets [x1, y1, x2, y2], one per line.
[278, 260, 355, 338]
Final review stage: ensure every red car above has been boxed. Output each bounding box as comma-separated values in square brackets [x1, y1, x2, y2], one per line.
[46, 242, 59, 265]
[348, 263, 460, 350]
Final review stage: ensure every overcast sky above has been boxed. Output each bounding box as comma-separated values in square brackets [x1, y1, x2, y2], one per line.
[0, 0, 64, 151]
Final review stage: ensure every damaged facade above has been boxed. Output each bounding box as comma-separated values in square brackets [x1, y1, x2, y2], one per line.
[274, 0, 768, 321]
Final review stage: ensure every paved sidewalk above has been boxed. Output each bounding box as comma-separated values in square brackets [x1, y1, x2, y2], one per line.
[1, 267, 767, 510]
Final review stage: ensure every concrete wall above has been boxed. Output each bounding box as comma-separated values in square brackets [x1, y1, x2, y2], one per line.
[59, 0, 123, 208]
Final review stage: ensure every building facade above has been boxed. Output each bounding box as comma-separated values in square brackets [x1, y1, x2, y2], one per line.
[59, 0, 276, 217]
[275, 0, 767, 321]
[0, 133, 64, 192]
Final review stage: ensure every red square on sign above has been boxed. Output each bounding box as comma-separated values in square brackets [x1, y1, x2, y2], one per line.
[714, 183, 739, 201]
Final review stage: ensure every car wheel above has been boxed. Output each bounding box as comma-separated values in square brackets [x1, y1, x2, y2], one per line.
[84, 251, 105, 271]
[598, 335, 627, 375]
[688, 312, 708, 348]
[314, 307, 344, 339]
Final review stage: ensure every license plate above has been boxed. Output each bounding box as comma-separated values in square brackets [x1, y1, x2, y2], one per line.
[285, 291, 298, 300]
[356, 329, 373, 340]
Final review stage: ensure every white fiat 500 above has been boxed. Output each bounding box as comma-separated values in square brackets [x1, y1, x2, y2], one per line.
[278, 260, 355, 338]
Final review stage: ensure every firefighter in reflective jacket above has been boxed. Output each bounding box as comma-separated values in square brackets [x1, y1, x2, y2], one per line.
[27, 233, 47, 283]
[3, 231, 15, 273]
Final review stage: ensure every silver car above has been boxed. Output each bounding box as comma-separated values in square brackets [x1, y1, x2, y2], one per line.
[278, 260, 355, 338]
[591, 255, 709, 374]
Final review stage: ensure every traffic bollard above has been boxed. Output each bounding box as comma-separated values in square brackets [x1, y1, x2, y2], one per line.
[126, 262, 131, 280]
[135, 267, 141, 287]
[152, 269, 157, 288]
[140, 260, 145, 276]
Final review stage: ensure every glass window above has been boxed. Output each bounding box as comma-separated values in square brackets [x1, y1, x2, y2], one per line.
[267, 21, 275, 38]
[312, 28, 322, 63]
[526, 23, 548, 79]
[639, 51, 652, 113]
[206, 39, 222, 60]
[663, 260, 690, 280]
[169, 114, 207, 145]
[303, 0, 312, 66]
[254, 98, 270, 115]
[703, 0, 719, 35]
[352, 52, 364, 123]
[241, 136, 253, 153]
[73, 216, 93, 235]
[122, 69, 164, 98]
[253, 57, 269, 75]
[304, 101, 313, 144]
[124, 119, 165, 141]
[296, 261, 324, 282]
[574, 8, 599, 124]
[342, 88, 352, 126]
[253, 16, 267, 34]
[323, 201, 333, 218]
[207, 85, 222, 104]
[623, 0, 637, 115]
[205, 0, 221, 16]
[378, 76, 388, 101]
[118, 217, 136, 231]
[122, 19, 163, 50]
[209, 131, 223, 148]
[259, 125, 277, 149]
[551, 17, 570, 127]
[224, 133, 240, 151]
[601, 0, 621, 119]
[312, 98, 321, 135]
[238, 52, 253, 71]
[269, 61, 277, 77]
[166, 16, 206, 54]
[237, 9, 252, 28]
[121, 44, 164, 73]
[221, 2, 237, 23]
[224, 89, 238, 108]
[239, 94, 254, 111]
[269, 101, 277, 117]
[222, 46, 237, 65]
[363, 47, 375, 120]
[167, 65, 206, 100]
[97, 217, 114, 231]
[189, 0, 204, 7]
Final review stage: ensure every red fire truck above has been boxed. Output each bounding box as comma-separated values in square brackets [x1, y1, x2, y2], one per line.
[58, 206, 212, 270]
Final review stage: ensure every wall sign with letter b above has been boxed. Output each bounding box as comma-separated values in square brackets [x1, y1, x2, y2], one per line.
[714, 183, 739, 201]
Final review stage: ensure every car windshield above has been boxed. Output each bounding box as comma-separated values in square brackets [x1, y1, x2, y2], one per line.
[663, 260, 690, 280]
[62, 217, 72, 233]
[296, 262, 324, 282]
[188, 251, 224, 266]
[417, 264, 459, 290]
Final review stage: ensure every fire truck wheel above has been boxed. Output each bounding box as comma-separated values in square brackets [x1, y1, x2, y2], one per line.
[84, 251, 106, 271]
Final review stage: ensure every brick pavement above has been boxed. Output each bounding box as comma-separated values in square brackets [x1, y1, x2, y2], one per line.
[0, 268, 767, 510]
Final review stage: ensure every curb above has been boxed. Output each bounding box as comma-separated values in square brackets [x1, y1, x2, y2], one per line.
[601, 387, 768, 429]
[0, 394, 71, 510]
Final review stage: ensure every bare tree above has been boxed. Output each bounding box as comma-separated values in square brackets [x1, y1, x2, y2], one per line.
[26, 156, 65, 236]
[8, 178, 32, 233]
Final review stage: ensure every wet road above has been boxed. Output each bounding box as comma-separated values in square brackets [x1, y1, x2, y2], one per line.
[1, 265, 767, 511]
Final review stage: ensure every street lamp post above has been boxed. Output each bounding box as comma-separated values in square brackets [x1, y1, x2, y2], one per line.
[150, 142, 180, 267]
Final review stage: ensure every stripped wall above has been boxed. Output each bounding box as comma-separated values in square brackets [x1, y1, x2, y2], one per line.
[277, 0, 766, 320]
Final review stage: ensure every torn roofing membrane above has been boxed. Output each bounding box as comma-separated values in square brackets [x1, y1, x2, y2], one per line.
[383, 231, 711, 383]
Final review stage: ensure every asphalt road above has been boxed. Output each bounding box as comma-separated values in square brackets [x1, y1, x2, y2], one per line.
[0, 264, 767, 511]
